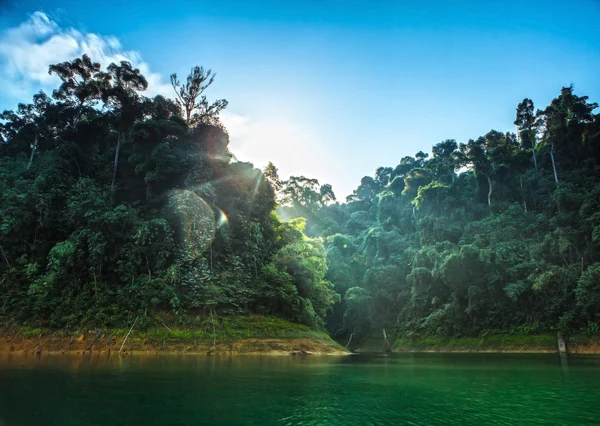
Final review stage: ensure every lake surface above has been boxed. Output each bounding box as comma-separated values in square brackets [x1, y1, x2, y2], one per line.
[1, 352, 600, 425]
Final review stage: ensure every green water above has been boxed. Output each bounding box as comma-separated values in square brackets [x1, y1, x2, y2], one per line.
[1, 353, 600, 425]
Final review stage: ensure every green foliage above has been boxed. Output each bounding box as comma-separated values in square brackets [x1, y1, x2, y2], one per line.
[412, 180, 449, 210]
[394, 332, 558, 351]
[279, 86, 600, 343]
[2, 59, 599, 345]
[0, 55, 338, 331]
[13, 315, 334, 344]
[271, 235, 340, 327]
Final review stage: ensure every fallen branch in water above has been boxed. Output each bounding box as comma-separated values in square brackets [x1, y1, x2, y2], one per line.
[119, 317, 138, 354]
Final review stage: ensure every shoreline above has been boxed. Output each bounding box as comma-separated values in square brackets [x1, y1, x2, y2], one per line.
[4, 324, 600, 356]
[391, 346, 600, 355]
[353, 335, 600, 355]
[5, 335, 600, 356]
[0, 316, 348, 356]
[0, 333, 348, 356]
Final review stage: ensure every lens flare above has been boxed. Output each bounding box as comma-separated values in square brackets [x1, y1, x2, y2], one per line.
[216, 208, 229, 228]
[168, 189, 216, 257]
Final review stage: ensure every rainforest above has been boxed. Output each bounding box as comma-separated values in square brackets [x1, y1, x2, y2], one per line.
[1, 55, 600, 351]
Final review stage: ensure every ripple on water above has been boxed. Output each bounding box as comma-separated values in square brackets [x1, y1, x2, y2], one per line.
[1, 353, 600, 425]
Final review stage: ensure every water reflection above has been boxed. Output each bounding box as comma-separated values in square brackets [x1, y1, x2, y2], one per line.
[1, 353, 600, 425]
[560, 352, 570, 374]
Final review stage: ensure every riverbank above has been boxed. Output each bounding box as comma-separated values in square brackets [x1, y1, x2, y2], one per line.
[352, 334, 600, 354]
[0, 316, 347, 356]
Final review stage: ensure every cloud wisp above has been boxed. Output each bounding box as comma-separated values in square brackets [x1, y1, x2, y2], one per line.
[0, 11, 171, 104]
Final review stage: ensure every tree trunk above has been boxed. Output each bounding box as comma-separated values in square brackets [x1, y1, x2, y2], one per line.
[345, 333, 353, 349]
[486, 175, 493, 207]
[111, 132, 122, 196]
[0, 244, 11, 267]
[531, 140, 538, 171]
[383, 328, 392, 353]
[549, 145, 559, 187]
[520, 176, 527, 212]
[208, 308, 217, 355]
[27, 135, 37, 170]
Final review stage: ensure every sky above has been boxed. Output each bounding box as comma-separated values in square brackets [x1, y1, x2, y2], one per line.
[0, 0, 599, 199]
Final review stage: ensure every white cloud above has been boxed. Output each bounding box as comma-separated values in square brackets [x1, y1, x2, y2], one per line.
[0, 11, 170, 104]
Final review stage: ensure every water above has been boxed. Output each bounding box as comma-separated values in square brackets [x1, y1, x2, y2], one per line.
[1, 352, 600, 425]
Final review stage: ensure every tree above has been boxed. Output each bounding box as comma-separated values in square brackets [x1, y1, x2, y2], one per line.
[102, 60, 149, 196]
[280, 176, 336, 211]
[458, 131, 521, 207]
[3, 55, 600, 347]
[375, 167, 393, 187]
[319, 184, 336, 205]
[415, 150, 429, 166]
[429, 139, 458, 184]
[0, 92, 53, 168]
[346, 176, 381, 205]
[48, 54, 106, 114]
[536, 85, 598, 186]
[170, 66, 228, 125]
[307, 86, 600, 342]
[515, 98, 538, 170]
[263, 162, 282, 191]
[272, 234, 340, 327]
[0, 55, 338, 330]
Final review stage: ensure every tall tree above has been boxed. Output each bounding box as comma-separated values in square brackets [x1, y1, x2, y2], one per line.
[101, 61, 148, 195]
[515, 98, 538, 170]
[459, 137, 494, 206]
[430, 139, 459, 183]
[0, 92, 53, 168]
[170, 66, 228, 125]
[263, 162, 283, 191]
[48, 54, 106, 123]
[536, 85, 598, 177]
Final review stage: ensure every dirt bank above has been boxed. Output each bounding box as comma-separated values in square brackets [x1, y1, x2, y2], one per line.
[353, 335, 600, 354]
[0, 316, 349, 356]
[0, 332, 347, 356]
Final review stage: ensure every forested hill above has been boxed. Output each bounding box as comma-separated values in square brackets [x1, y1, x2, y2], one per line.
[277, 86, 600, 341]
[0, 56, 338, 329]
[2, 55, 600, 343]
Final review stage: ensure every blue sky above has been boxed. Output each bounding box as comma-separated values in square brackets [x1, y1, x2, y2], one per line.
[1, 0, 599, 198]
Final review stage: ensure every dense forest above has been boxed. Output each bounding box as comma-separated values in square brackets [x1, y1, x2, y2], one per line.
[0, 56, 338, 330]
[1, 55, 600, 344]
[281, 85, 600, 342]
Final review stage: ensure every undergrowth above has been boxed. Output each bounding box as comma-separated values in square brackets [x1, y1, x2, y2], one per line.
[11, 315, 333, 344]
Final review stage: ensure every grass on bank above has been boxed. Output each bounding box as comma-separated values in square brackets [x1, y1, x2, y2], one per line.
[393, 333, 558, 351]
[11, 315, 335, 345]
